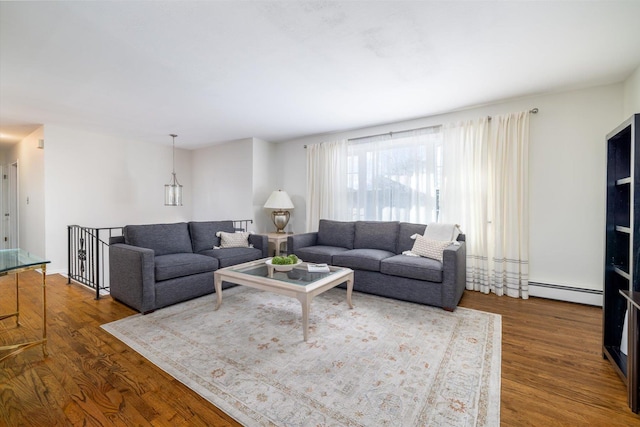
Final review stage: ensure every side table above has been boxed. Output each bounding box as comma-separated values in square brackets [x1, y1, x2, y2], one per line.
[0, 249, 50, 362]
[266, 232, 295, 257]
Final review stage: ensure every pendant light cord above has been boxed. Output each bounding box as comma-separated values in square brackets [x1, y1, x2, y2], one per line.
[170, 133, 177, 176]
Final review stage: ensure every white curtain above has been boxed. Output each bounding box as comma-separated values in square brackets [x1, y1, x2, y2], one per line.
[441, 111, 530, 298]
[441, 118, 491, 293]
[489, 112, 530, 298]
[307, 128, 441, 229]
[306, 140, 349, 232]
[347, 127, 441, 223]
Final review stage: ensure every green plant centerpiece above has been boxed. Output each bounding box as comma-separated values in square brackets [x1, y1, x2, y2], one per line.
[271, 254, 299, 265]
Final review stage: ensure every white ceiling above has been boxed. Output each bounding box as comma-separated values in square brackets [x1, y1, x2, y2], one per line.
[1, 1, 639, 149]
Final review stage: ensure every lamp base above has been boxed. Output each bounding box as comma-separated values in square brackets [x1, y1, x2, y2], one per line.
[271, 210, 290, 233]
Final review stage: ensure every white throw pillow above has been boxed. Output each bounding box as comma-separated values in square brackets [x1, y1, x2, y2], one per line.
[410, 235, 452, 262]
[215, 231, 252, 249]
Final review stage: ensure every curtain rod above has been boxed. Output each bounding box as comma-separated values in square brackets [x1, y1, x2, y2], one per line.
[348, 124, 440, 143]
[303, 124, 440, 148]
[488, 108, 538, 121]
[303, 108, 539, 148]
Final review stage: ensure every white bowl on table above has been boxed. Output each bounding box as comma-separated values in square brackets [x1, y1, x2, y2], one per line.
[265, 258, 303, 272]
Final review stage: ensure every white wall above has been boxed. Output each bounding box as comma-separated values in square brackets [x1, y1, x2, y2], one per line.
[526, 85, 620, 297]
[251, 138, 277, 233]
[11, 77, 636, 302]
[190, 137, 278, 233]
[191, 138, 254, 223]
[274, 83, 625, 302]
[5, 126, 45, 256]
[623, 65, 640, 118]
[28, 128, 273, 274]
[274, 143, 306, 235]
[43, 125, 191, 274]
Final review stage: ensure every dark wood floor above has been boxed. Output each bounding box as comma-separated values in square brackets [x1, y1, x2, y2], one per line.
[1, 272, 639, 426]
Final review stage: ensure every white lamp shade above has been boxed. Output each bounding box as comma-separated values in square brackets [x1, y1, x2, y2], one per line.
[264, 190, 294, 210]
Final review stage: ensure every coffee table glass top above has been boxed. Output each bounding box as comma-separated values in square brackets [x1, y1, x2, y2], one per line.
[228, 261, 342, 287]
[0, 249, 49, 274]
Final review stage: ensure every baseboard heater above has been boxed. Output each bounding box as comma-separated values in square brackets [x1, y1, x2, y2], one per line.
[528, 281, 602, 306]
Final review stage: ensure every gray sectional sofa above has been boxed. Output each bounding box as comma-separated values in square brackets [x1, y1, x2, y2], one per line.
[287, 220, 466, 311]
[109, 221, 268, 313]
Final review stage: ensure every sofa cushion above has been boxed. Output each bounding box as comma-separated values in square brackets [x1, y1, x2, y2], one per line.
[317, 220, 355, 249]
[353, 221, 399, 253]
[124, 222, 193, 256]
[154, 253, 219, 281]
[397, 222, 428, 254]
[332, 248, 395, 272]
[294, 245, 349, 265]
[189, 221, 235, 253]
[380, 254, 443, 282]
[200, 247, 264, 268]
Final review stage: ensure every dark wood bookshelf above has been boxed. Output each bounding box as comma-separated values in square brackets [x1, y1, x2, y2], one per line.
[603, 113, 640, 413]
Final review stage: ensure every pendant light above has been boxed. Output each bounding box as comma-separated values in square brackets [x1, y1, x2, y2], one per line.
[164, 134, 183, 206]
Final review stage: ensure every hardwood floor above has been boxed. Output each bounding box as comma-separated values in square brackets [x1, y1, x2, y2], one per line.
[1, 272, 639, 426]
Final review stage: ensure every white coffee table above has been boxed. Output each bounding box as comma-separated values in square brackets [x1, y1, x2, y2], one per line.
[214, 258, 354, 341]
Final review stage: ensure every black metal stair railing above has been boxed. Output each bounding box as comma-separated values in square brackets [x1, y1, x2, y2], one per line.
[67, 225, 123, 299]
[67, 220, 254, 299]
[233, 219, 253, 232]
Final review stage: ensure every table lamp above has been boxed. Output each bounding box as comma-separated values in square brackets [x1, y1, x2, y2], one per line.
[264, 190, 294, 233]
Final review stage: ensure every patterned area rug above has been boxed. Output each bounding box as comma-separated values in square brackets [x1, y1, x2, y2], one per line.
[102, 287, 501, 426]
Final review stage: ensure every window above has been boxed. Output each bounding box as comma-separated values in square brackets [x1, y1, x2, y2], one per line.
[346, 126, 442, 223]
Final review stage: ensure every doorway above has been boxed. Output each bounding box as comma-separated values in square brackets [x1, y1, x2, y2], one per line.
[1, 161, 19, 248]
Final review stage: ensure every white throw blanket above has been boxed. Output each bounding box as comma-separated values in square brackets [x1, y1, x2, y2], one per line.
[403, 223, 462, 257]
[424, 223, 461, 241]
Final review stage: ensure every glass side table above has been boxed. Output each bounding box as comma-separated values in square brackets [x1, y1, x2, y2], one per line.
[0, 249, 50, 362]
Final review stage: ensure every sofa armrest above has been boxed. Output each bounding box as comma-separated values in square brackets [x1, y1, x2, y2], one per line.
[287, 232, 319, 255]
[110, 235, 125, 245]
[441, 241, 467, 310]
[249, 234, 269, 258]
[109, 243, 156, 313]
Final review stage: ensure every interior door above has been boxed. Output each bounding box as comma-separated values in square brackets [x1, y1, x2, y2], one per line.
[2, 162, 19, 248]
[8, 162, 18, 248]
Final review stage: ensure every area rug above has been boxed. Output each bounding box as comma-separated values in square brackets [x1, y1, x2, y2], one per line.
[102, 287, 501, 426]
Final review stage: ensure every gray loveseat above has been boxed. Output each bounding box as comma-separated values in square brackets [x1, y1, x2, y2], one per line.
[109, 221, 268, 313]
[287, 220, 466, 311]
